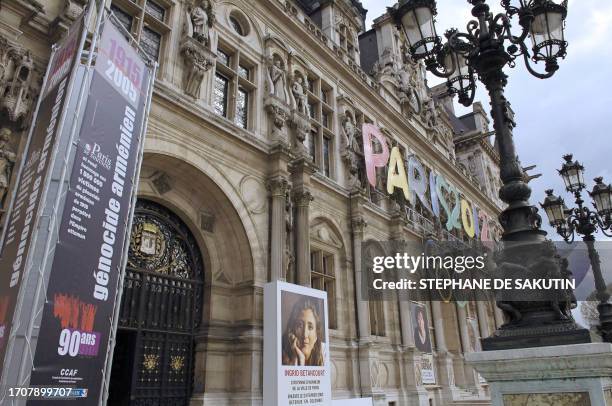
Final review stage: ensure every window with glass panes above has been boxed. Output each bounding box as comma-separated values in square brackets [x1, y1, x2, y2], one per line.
[212, 44, 255, 129]
[109, 0, 170, 62]
[370, 301, 385, 336]
[310, 250, 337, 329]
[306, 75, 335, 178]
[338, 24, 357, 61]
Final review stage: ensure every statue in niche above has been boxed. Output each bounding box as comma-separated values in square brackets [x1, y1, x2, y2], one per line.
[186, 0, 214, 45]
[291, 75, 309, 117]
[423, 97, 438, 128]
[267, 55, 288, 103]
[468, 155, 477, 175]
[0, 128, 16, 205]
[341, 111, 360, 154]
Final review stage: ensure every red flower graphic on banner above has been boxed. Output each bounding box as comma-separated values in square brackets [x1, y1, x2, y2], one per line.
[53, 294, 98, 332]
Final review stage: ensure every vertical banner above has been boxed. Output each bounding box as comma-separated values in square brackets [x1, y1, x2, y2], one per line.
[28, 20, 153, 405]
[0, 13, 85, 380]
[264, 281, 332, 406]
[411, 302, 436, 385]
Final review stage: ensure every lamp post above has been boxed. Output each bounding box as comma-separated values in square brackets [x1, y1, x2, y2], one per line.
[390, 0, 591, 350]
[540, 155, 612, 342]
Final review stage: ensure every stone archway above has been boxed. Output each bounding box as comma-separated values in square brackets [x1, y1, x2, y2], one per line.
[108, 199, 205, 406]
[115, 153, 263, 404]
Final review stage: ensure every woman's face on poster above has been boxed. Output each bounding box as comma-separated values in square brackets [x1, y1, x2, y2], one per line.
[294, 308, 318, 356]
[417, 311, 426, 335]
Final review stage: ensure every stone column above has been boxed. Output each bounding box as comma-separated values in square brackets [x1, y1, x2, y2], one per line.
[351, 215, 370, 339]
[267, 176, 289, 281]
[431, 301, 447, 352]
[290, 156, 316, 287]
[493, 305, 505, 329]
[432, 300, 457, 405]
[457, 304, 478, 389]
[293, 189, 313, 286]
[456, 305, 471, 354]
[476, 301, 490, 339]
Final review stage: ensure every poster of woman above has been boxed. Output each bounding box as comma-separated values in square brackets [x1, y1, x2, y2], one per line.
[281, 292, 326, 366]
[264, 281, 331, 405]
[410, 302, 436, 384]
[411, 302, 432, 353]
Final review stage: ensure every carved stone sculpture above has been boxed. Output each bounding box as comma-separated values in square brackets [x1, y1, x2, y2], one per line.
[291, 76, 309, 117]
[61, 0, 87, 22]
[264, 98, 290, 143]
[0, 44, 36, 124]
[0, 128, 16, 206]
[185, 0, 214, 46]
[340, 112, 362, 188]
[290, 111, 310, 156]
[284, 190, 294, 279]
[180, 36, 215, 99]
[341, 112, 360, 155]
[394, 64, 421, 115]
[267, 56, 288, 103]
[422, 97, 438, 129]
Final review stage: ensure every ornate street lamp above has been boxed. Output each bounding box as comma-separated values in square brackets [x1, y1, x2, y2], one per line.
[390, 0, 590, 350]
[540, 189, 567, 228]
[590, 177, 612, 220]
[541, 158, 612, 342]
[395, 0, 440, 59]
[558, 154, 586, 193]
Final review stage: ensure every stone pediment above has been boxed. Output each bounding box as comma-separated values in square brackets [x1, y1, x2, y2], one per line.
[310, 218, 343, 249]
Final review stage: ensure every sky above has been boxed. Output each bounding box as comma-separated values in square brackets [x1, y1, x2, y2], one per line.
[361, 0, 612, 242]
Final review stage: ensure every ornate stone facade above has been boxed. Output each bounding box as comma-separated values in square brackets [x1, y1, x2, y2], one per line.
[0, 0, 506, 405]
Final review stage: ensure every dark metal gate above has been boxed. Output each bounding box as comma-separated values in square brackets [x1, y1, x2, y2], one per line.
[108, 199, 203, 406]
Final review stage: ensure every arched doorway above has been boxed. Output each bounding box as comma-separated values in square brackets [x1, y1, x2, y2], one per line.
[108, 199, 204, 405]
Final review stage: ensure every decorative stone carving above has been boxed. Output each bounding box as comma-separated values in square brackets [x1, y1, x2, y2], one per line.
[340, 111, 361, 187]
[180, 36, 215, 99]
[61, 0, 87, 22]
[290, 75, 309, 117]
[265, 98, 290, 143]
[0, 128, 16, 207]
[185, 0, 214, 46]
[266, 54, 289, 103]
[199, 210, 215, 233]
[341, 111, 359, 154]
[151, 171, 172, 195]
[0, 37, 10, 87]
[289, 111, 310, 156]
[284, 189, 294, 278]
[395, 68, 421, 116]
[422, 97, 437, 129]
[467, 155, 477, 175]
[51, 0, 87, 39]
[0, 37, 37, 125]
[369, 359, 380, 388]
[292, 189, 313, 208]
[503, 392, 590, 406]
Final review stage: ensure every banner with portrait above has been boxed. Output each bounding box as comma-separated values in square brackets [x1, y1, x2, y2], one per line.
[264, 281, 331, 406]
[411, 302, 436, 385]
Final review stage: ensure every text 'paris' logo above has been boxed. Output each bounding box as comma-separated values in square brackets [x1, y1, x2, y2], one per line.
[83, 143, 112, 170]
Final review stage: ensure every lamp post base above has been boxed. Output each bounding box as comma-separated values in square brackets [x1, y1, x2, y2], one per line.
[482, 320, 592, 351]
[598, 302, 612, 343]
[467, 343, 612, 406]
